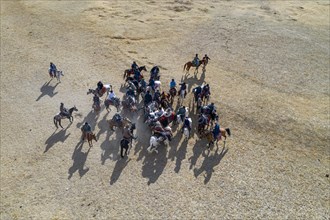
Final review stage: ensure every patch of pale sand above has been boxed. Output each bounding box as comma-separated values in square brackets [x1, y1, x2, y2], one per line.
[1, 0, 329, 219]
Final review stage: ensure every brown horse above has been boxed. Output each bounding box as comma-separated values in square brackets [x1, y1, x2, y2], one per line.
[183, 59, 206, 73]
[169, 87, 177, 104]
[200, 128, 231, 147]
[108, 117, 132, 131]
[86, 133, 97, 147]
[123, 66, 147, 80]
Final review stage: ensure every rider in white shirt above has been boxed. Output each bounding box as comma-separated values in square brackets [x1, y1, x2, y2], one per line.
[107, 90, 116, 101]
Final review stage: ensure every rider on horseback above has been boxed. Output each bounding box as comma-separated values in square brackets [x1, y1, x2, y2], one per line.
[193, 85, 202, 102]
[177, 105, 186, 122]
[192, 54, 200, 67]
[49, 62, 57, 76]
[201, 84, 211, 98]
[203, 54, 211, 63]
[93, 94, 100, 107]
[170, 79, 176, 89]
[178, 82, 187, 98]
[97, 81, 104, 95]
[107, 90, 116, 101]
[153, 89, 161, 103]
[150, 66, 160, 80]
[131, 61, 139, 71]
[60, 102, 70, 117]
[81, 122, 92, 140]
[144, 90, 153, 107]
[182, 116, 192, 133]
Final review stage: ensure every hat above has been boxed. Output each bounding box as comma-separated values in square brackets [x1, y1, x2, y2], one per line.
[85, 122, 88, 125]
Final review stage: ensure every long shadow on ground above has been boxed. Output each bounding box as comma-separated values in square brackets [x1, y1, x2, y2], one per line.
[36, 80, 59, 101]
[68, 140, 91, 179]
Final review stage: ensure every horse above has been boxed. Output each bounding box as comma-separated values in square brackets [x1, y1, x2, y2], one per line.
[92, 101, 101, 113]
[183, 117, 192, 141]
[176, 107, 189, 125]
[147, 128, 172, 154]
[200, 128, 231, 147]
[85, 132, 97, 147]
[169, 87, 177, 104]
[183, 59, 205, 74]
[108, 116, 132, 131]
[53, 106, 78, 129]
[50, 70, 64, 83]
[120, 123, 137, 158]
[123, 66, 147, 81]
[178, 89, 186, 106]
[104, 98, 121, 112]
[87, 84, 112, 97]
[122, 95, 138, 112]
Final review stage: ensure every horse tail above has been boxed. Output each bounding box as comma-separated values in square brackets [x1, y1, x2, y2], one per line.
[53, 116, 57, 127]
[183, 63, 187, 71]
[226, 128, 231, 136]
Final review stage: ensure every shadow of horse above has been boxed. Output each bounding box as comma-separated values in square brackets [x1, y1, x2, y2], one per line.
[44, 129, 70, 153]
[36, 80, 59, 101]
[109, 157, 131, 185]
[68, 140, 91, 179]
[193, 146, 228, 184]
[141, 146, 168, 185]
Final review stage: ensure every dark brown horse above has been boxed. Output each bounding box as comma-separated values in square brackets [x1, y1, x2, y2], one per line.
[169, 87, 177, 104]
[85, 133, 97, 147]
[123, 66, 147, 80]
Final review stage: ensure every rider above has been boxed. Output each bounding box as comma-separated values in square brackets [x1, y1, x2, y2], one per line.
[212, 121, 221, 140]
[107, 90, 116, 101]
[123, 124, 134, 140]
[153, 89, 161, 103]
[139, 78, 147, 91]
[81, 122, 92, 140]
[97, 81, 104, 95]
[144, 90, 153, 106]
[203, 54, 211, 63]
[150, 66, 159, 80]
[155, 106, 164, 117]
[160, 91, 169, 102]
[192, 54, 200, 67]
[177, 105, 186, 122]
[178, 82, 187, 97]
[207, 102, 216, 113]
[169, 79, 176, 89]
[148, 77, 155, 91]
[93, 94, 100, 107]
[201, 84, 210, 98]
[112, 113, 122, 126]
[193, 85, 202, 102]
[182, 116, 191, 133]
[49, 62, 57, 76]
[126, 87, 135, 97]
[134, 69, 141, 81]
[131, 61, 139, 71]
[60, 102, 69, 117]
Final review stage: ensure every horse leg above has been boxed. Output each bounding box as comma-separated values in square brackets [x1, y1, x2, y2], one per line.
[54, 117, 58, 129]
[58, 119, 63, 129]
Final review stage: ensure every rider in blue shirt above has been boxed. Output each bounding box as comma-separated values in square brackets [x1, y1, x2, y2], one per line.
[170, 79, 176, 89]
[192, 54, 199, 67]
[49, 62, 57, 76]
[81, 122, 92, 140]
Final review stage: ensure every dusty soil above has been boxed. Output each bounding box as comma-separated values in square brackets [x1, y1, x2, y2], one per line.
[1, 0, 329, 219]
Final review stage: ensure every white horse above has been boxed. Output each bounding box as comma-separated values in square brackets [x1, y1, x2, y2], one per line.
[183, 117, 192, 141]
[147, 135, 169, 154]
[50, 70, 64, 82]
[147, 126, 172, 153]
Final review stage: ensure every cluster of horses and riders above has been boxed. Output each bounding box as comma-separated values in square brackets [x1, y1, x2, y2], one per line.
[51, 53, 230, 157]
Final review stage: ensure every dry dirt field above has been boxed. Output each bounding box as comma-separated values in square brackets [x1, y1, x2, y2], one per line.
[1, 0, 329, 219]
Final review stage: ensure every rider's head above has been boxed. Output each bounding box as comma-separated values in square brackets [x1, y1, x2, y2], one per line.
[196, 54, 198, 57]
[171, 79, 174, 81]
[110, 90, 113, 93]
[205, 54, 207, 57]
[50, 62, 53, 65]
[60, 102, 64, 106]
[85, 122, 88, 125]
[211, 102, 214, 105]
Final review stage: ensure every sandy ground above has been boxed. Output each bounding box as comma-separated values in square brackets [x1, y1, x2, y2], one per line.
[1, 0, 329, 219]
